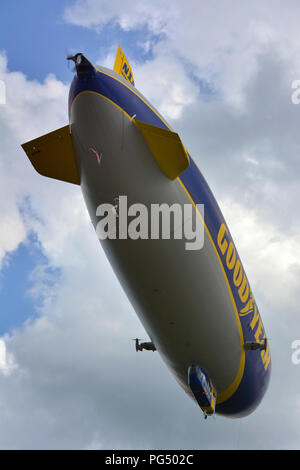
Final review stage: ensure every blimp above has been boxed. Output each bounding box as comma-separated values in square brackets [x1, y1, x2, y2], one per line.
[21, 45, 271, 419]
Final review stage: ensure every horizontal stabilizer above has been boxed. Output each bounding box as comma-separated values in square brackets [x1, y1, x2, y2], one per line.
[133, 120, 189, 180]
[21, 125, 80, 185]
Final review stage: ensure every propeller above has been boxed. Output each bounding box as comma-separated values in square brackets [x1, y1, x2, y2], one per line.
[65, 49, 80, 73]
[131, 338, 147, 352]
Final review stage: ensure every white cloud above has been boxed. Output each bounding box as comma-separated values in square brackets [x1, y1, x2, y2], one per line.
[134, 44, 198, 119]
[219, 199, 300, 315]
[64, 0, 174, 33]
[0, 51, 79, 268]
[0, 205, 27, 269]
[63, 0, 300, 109]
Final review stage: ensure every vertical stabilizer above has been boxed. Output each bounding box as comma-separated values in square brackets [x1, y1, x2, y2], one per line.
[113, 45, 135, 86]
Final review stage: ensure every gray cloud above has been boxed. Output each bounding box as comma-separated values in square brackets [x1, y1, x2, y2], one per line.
[172, 48, 300, 236]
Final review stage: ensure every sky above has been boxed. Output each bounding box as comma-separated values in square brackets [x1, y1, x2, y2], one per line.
[0, 0, 300, 450]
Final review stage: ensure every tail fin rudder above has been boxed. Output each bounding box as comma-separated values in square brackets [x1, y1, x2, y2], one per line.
[113, 45, 135, 86]
[21, 125, 80, 185]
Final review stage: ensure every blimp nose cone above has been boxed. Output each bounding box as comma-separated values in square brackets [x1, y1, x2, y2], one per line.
[67, 53, 96, 77]
[68, 55, 99, 118]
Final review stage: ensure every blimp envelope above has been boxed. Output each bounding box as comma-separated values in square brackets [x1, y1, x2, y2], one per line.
[21, 46, 271, 419]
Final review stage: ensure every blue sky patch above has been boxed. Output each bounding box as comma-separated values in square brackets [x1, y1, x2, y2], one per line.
[0, 234, 60, 336]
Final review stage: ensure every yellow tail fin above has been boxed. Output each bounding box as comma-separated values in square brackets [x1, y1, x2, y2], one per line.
[113, 45, 135, 86]
[21, 125, 80, 185]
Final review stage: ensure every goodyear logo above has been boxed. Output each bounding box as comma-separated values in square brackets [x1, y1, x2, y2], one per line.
[217, 223, 270, 372]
